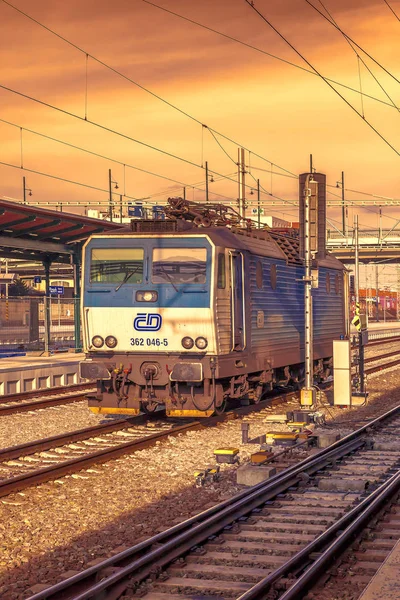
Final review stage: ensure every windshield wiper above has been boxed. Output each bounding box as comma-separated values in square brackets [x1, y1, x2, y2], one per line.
[157, 265, 178, 292]
[115, 267, 140, 292]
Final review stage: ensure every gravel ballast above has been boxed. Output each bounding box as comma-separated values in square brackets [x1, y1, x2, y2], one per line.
[0, 367, 399, 600]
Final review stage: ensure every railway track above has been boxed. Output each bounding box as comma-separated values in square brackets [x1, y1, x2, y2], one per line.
[364, 334, 400, 347]
[0, 383, 96, 416]
[0, 394, 299, 499]
[0, 416, 197, 498]
[28, 404, 400, 600]
[0, 343, 398, 502]
[365, 350, 400, 374]
[296, 482, 400, 600]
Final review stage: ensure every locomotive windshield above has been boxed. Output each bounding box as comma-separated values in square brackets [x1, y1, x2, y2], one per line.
[152, 248, 207, 284]
[90, 248, 144, 283]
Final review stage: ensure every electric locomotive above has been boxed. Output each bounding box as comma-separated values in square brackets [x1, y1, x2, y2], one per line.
[80, 200, 347, 417]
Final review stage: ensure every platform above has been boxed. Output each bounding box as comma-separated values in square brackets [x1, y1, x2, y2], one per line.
[357, 538, 400, 600]
[0, 352, 85, 395]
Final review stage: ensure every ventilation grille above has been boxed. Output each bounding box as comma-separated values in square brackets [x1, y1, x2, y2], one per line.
[269, 231, 303, 265]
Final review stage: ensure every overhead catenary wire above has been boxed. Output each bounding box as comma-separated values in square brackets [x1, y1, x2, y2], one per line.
[0, 82, 203, 170]
[244, 0, 400, 158]
[1, 0, 397, 226]
[0, 116, 238, 200]
[0, 159, 142, 200]
[312, 0, 400, 112]
[382, 0, 400, 21]
[141, 0, 396, 111]
[0, 0, 296, 179]
[1, 83, 297, 206]
[304, 0, 400, 85]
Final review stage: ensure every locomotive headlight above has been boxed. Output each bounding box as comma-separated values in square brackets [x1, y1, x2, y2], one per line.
[91, 335, 104, 348]
[105, 335, 118, 349]
[195, 337, 208, 350]
[136, 290, 158, 302]
[181, 336, 194, 349]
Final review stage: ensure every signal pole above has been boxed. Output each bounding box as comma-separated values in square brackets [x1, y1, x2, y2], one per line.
[300, 173, 316, 407]
[257, 179, 261, 228]
[353, 215, 368, 400]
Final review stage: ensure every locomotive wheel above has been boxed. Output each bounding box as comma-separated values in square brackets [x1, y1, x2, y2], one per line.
[213, 398, 227, 415]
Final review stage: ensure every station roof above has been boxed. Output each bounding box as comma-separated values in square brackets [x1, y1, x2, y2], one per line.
[0, 199, 123, 264]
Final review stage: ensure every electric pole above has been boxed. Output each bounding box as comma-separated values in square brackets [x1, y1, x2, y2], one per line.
[108, 169, 113, 222]
[341, 171, 345, 236]
[238, 147, 246, 220]
[205, 161, 209, 203]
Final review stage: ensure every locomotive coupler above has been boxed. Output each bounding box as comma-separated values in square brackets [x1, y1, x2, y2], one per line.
[143, 365, 156, 399]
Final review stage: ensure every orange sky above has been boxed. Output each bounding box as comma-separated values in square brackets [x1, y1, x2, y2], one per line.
[0, 0, 399, 231]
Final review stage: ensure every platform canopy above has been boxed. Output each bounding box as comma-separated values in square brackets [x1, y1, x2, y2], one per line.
[0, 199, 123, 264]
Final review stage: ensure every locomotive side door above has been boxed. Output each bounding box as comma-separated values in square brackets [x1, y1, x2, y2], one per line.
[230, 251, 245, 351]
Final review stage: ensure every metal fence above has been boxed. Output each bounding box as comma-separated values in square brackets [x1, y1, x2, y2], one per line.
[0, 296, 79, 351]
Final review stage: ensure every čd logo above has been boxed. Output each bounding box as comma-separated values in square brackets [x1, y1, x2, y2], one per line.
[134, 313, 162, 331]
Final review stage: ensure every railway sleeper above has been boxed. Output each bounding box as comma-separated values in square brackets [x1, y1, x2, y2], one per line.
[223, 530, 316, 543]
[149, 577, 252, 596]
[239, 521, 328, 534]
[185, 551, 285, 568]
[168, 562, 273, 583]
[260, 507, 345, 518]
[254, 513, 337, 524]
[206, 540, 297, 556]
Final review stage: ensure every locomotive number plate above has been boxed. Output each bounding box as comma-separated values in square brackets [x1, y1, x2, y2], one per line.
[130, 337, 169, 347]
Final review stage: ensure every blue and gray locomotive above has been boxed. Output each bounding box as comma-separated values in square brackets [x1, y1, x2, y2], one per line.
[80, 202, 347, 417]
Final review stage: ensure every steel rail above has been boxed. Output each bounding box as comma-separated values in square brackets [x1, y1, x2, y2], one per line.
[0, 390, 92, 415]
[237, 467, 400, 600]
[30, 437, 366, 600]
[278, 467, 400, 600]
[28, 403, 400, 600]
[0, 383, 96, 415]
[0, 388, 295, 463]
[365, 335, 400, 347]
[0, 420, 204, 498]
[0, 382, 94, 404]
[0, 417, 147, 462]
[366, 357, 400, 373]
[0, 392, 295, 497]
[364, 349, 400, 364]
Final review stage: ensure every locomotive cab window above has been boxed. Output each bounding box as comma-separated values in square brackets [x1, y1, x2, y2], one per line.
[90, 248, 144, 283]
[217, 253, 226, 289]
[152, 248, 207, 284]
